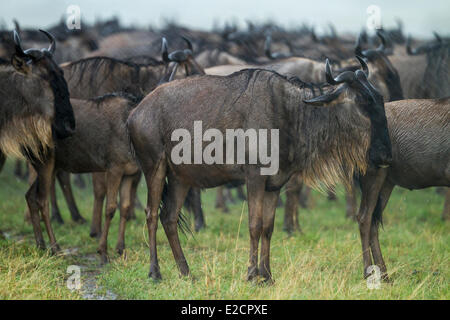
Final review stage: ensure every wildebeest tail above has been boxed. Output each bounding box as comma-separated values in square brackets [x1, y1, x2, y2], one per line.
[125, 119, 138, 166]
[159, 181, 193, 236]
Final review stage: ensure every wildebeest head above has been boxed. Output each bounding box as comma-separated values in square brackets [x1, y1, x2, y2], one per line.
[11, 29, 75, 139]
[355, 31, 403, 101]
[160, 36, 205, 83]
[304, 57, 392, 169]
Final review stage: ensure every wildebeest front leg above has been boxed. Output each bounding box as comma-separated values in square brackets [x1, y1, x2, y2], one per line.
[73, 174, 86, 189]
[97, 168, 123, 264]
[357, 168, 387, 279]
[27, 152, 60, 254]
[283, 175, 303, 234]
[188, 188, 205, 232]
[369, 180, 393, 282]
[246, 176, 266, 281]
[90, 173, 106, 238]
[442, 188, 450, 221]
[345, 184, 358, 220]
[225, 187, 235, 203]
[259, 190, 280, 282]
[56, 171, 86, 223]
[26, 178, 46, 249]
[160, 174, 191, 277]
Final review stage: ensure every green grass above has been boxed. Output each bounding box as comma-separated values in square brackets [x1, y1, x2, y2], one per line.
[0, 158, 448, 299]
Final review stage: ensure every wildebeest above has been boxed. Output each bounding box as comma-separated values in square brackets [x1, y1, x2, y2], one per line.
[0, 30, 75, 252]
[60, 56, 167, 99]
[355, 98, 449, 281]
[127, 57, 392, 281]
[389, 35, 450, 99]
[280, 33, 404, 233]
[45, 37, 205, 227]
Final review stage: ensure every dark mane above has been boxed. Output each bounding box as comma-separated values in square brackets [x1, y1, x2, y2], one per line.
[89, 91, 142, 106]
[227, 68, 331, 97]
[68, 55, 164, 69]
[63, 56, 165, 90]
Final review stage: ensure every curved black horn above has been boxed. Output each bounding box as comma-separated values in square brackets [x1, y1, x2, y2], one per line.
[161, 37, 169, 63]
[181, 36, 193, 52]
[355, 55, 369, 77]
[264, 33, 273, 59]
[433, 31, 442, 43]
[38, 29, 55, 55]
[406, 35, 418, 55]
[13, 30, 27, 57]
[376, 30, 386, 51]
[325, 58, 356, 84]
[325, 59, 337, 85]
[13, 19, 21, 33]
[355, 33, 364, 56]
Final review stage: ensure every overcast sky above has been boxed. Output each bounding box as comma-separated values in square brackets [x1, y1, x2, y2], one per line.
[1, 0, 449, 38]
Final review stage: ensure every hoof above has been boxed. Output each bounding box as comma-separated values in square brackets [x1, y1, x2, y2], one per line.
[381, 273, 392, 283]
[51, 215, 65, 225]
[36, 239, 47, 251]
[116, 244, 125, 256]
[247, 266, 259, 281]
[194, 223, 205, 232]
[73, 216, 87, 224]
[149, 265, 162, 281]
[89, 230, 101, 239]
[258, 268, 273, 284]
[98, 251, 109, 265]
[51, 244, 61, 255]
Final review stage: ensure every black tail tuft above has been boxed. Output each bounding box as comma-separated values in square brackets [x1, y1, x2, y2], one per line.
[159, 181, 193, 237]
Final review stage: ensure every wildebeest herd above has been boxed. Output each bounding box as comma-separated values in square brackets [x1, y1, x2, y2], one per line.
[0, 18, 448, 285]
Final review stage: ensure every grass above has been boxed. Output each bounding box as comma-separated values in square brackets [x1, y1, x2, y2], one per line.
[0, 158, 448, 299]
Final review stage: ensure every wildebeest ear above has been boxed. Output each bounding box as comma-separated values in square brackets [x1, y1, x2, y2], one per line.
[11, 53, 31, 75]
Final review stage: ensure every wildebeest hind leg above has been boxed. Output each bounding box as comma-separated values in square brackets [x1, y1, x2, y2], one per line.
[116, 175, 134, 256]
[90, 173, 106, 238]
[357, 168, 387, 279]
[97, 168, 123, 264]
[50, 174, 64, 224]
[144, 159, 167, 280]
[57, 171, 86, 223]
[160, 174, 191, 277]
